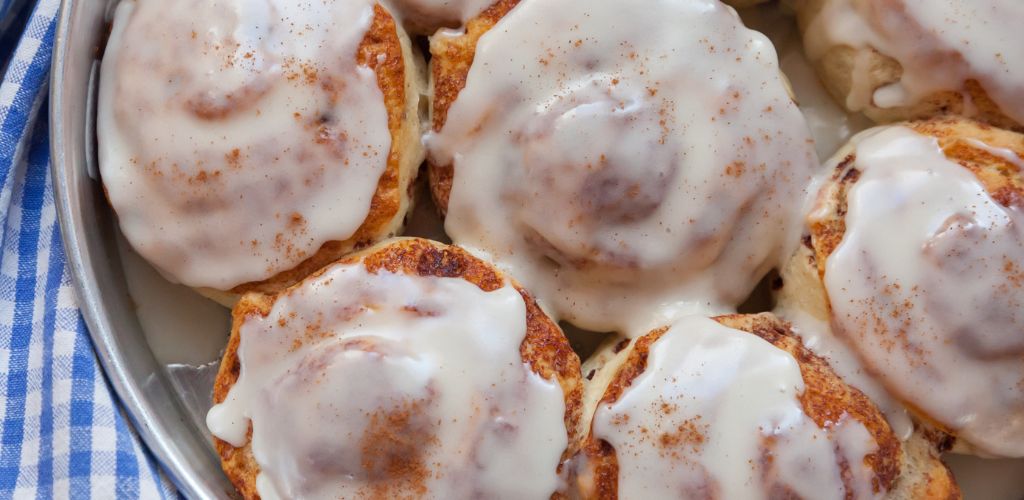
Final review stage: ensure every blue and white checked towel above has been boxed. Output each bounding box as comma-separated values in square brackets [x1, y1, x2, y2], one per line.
[0, 1, 177, 497]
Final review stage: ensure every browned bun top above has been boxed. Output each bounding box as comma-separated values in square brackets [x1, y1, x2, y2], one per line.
[430, 0, 519, 132]
[807, 117, 1024, 280]
[578, 313, 903, 499]
[212, 237, 583, 499]
[229, 4, 419, 295]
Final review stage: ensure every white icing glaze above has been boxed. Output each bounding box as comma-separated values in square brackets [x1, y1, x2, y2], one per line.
[206, 262, 568, 498]
[821, 126, 1024, 457]
[98, 0, 391, 290]
[777, 305, 913, 440]
[802, 0, 1024, 123]
[592, 316, 880, 499]
[967, 138, 1024, 170]
[427, 0, 817, 335]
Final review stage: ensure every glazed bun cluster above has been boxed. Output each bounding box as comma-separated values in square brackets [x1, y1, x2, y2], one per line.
[94, 0, 1024, 498]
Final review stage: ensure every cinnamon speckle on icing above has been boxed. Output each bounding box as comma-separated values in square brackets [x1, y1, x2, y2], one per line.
[818, 125, 1024, 456]
[98, 0, 391, 290]
[206, 263, 568, 498]
[427, 0, 816, 335]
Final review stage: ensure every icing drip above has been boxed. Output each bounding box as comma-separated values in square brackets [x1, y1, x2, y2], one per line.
[99, 0, 391, 289]
[428, 0, 816, 335]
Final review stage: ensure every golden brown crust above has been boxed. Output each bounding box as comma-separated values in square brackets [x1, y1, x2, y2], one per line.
[211, 294, 272, 500]
[229, 5, 420, 295]
[427, 0, 520, 214]
[212, 237, 583, 499]
[794, 0, 1023, 132]
[717, 313, 901, 495]
[578, 328, 667, 499]
[578, 313, 904, 499]
[909, 119, 1024, 208]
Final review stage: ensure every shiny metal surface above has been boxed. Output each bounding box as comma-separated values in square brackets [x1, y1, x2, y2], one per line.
[49, 0, 233, 497]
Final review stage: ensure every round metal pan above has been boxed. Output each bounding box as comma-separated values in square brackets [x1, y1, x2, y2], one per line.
[46, 0, 1024, 498]
[50, 0, 233, 497]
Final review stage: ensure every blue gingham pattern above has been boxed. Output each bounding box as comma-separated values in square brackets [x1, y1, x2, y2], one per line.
[0, 0, 177, 497]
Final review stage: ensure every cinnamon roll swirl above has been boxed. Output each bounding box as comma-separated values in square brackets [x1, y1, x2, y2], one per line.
[781, 117, 1024, 457]
[206, 238, 583, 499]
[576, 313, 958, 499]
[793, 0, 1024, 131]
[427, 0, 817, 335]
[98, 0, 425, 297]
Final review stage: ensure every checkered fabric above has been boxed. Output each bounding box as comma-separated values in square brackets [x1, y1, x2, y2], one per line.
[0, 0, 177, 497]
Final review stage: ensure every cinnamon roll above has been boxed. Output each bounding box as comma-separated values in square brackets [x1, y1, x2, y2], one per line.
[427, 0, 817, 335]
[780, 117, 1024, 457]
[98, 0, 425, 298]
[793, 0, 1024, 131]
[576, 313, 958, 499]
[206, 238, 583, 499]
